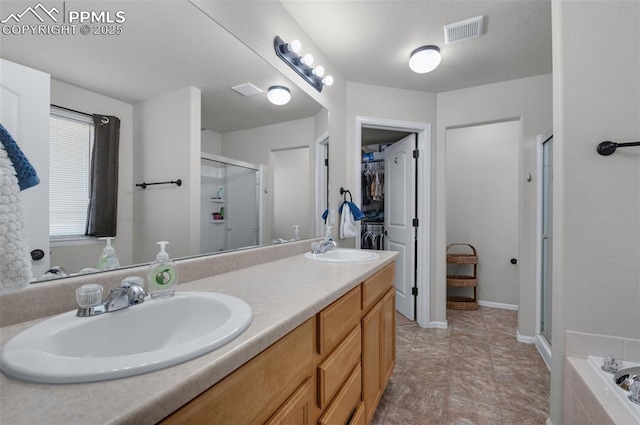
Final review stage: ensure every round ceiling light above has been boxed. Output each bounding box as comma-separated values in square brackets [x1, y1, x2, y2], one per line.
[267, 86, 291, 105]
[409, 45, 441, 74]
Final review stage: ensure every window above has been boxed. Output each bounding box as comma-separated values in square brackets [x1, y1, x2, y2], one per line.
[49, 107, 94, 237]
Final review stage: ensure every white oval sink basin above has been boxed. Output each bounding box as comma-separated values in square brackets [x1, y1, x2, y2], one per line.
[0, 292, 252, 384]
[304, 248, 380, 263]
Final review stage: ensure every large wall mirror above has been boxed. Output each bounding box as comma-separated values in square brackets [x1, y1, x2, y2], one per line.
[0, 1, 329, 283]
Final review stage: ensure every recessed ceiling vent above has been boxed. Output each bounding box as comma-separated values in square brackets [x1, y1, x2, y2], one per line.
[231, 82, 263, 97]
[444, 15, 484, 45]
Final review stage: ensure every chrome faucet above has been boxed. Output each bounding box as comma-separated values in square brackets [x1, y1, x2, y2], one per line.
[311, 239, 338, 254]
[76, 279, 148, 317]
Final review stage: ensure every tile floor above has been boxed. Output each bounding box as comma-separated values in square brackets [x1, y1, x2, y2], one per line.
[373, 306, 550, 425]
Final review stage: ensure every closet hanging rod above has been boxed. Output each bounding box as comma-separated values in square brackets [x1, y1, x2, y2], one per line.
[136, 179, 182, 189]
[597, 140, 640, 156]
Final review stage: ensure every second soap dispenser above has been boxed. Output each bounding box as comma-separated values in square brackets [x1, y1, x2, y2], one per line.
[146, 241, 178, 299]
[97, 237, 120, 271]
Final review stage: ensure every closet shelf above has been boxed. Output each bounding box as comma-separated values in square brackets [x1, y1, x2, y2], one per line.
[446, 275, 477, 287]
[446, 253, 477, 264]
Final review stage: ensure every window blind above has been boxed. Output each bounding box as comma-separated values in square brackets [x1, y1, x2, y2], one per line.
[49, 107, 94, 237]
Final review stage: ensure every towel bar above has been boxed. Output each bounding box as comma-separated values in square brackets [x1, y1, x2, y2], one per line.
[597, 140, 640, 156]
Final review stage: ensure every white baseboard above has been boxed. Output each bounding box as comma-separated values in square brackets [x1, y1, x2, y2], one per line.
[516, 332, 536, 344]
[428, 321, 448, 329]
[478, 300, 518, 310]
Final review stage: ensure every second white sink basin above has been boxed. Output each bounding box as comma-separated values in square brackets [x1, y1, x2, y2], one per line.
[304, 248, 381, 263]
[0, 292, 252, 384]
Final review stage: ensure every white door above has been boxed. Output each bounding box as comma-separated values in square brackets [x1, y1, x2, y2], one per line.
[0, 59, 51, 278]
[384, 134, 416, 320]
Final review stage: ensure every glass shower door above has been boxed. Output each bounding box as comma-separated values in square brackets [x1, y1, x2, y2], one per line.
[201, 156, 259, 254]
[541, 137, 553, 344]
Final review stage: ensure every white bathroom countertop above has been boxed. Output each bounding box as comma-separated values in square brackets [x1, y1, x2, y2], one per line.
[0, 250, 397, 425]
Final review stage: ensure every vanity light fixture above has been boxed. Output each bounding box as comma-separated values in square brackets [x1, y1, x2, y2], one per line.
[409, 45, 441, 74]
[267, 86, 291, 106]
[274, 36, 332, 92]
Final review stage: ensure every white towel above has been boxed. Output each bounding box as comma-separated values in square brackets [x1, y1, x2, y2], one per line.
[340, 202, 358, 239]
[0, 143, 32, 294]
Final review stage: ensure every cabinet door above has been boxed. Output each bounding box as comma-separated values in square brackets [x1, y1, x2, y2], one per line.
[160, 320, 313, 425]
[362, 300, 382, 423]
[362, 287, 396, 423]
[381, 288, 396, 386]
[265, 378, 312, 425]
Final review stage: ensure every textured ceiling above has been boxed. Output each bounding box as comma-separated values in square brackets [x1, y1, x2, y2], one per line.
[0, 1, 323, 134]
[282, 0, 552, 93]
[1, 1, 552, 134]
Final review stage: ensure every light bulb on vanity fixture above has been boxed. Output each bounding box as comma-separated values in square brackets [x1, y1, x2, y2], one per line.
[267, 86, 291, 106]
[301, 53, 314, 66]
[409, 45, 441, 73]
[274, 36, 332, 92]
[289, 39, 302, 53]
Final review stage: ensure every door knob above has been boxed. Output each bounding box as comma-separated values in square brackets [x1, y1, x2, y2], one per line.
[510, 258, 518, 265]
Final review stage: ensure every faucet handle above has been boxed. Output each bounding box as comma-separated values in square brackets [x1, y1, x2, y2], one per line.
[120, 277, 148, 304]
[75, 284, 104, 308]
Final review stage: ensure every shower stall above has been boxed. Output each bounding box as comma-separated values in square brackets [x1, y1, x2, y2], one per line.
[200, 153, 262, 254]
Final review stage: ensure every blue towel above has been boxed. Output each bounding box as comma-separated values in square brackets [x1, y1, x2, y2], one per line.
[339, 201, 365, 221]
[0, 124, 40, 191]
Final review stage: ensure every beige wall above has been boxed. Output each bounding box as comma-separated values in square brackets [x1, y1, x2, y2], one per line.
[132, 86, 201, 263]
[446, 121, 521, 307]
[49, 79, 134, 272]
[201, 129, 222, 156]
[221, 117, 316, 243]
[191, 0, 348, 228]
[550, 1, 640, 423]
[437, 74, 553, 332]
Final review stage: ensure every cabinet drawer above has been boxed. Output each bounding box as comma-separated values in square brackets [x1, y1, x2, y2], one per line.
[317, 325, 361, 409]
[348, 401, 366, 425]
[317, 286, 362, 355]
[317, 364, 362, 425]
[362, 263, 395, 312]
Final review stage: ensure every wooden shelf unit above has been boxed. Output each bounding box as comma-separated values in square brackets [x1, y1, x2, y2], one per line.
[446, 243, 478, 310]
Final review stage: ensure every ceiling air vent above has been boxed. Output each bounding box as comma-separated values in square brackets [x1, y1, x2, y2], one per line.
[444, 15, 484, 45]
[231, 82, 263, 97]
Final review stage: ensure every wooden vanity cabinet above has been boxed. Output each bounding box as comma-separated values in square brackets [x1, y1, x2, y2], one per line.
[160, 319, 314, 425]
[161, 262, 396, 425]
[362, 264, 396, 424]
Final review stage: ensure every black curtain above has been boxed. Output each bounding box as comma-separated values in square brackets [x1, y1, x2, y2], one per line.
[86, 114, 120, 237]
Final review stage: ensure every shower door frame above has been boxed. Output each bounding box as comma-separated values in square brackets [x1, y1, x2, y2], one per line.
[535, 130, 553, 369]
[201, 152, 263, 249]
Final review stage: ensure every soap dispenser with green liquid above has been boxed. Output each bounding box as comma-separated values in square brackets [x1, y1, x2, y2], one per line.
[146, 241, 178, 299]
